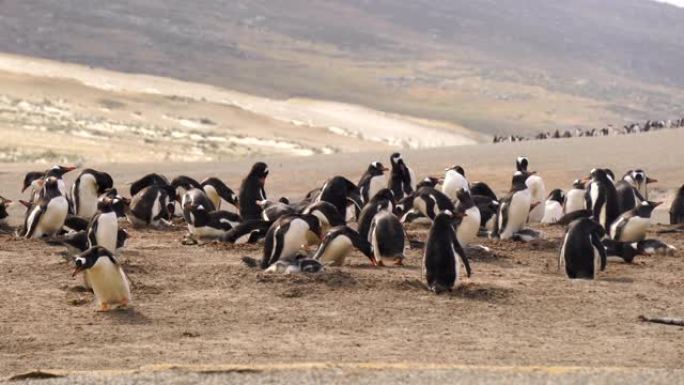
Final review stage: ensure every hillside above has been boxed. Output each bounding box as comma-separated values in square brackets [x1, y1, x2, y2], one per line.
[1, 0, 683, 135]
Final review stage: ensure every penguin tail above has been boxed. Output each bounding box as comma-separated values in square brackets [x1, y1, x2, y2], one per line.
[241, 256, 259, 269]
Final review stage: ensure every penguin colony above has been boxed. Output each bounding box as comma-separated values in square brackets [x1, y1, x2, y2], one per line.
[1, 152, 681, 311]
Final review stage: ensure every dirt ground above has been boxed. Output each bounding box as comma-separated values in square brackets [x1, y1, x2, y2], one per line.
[1, 129, 683, 377]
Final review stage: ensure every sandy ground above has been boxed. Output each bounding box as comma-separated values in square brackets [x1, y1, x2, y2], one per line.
[1, 128, 683, 381]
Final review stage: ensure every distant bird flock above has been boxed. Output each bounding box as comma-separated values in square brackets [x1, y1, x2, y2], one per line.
[1, 152, 683, 311]
[493, 118, 684, 143]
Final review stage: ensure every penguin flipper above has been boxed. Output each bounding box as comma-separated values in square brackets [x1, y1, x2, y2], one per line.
[87, 214, 100, 248]
[452, 236, 471, 278]
[24, 203, 46, 238]
[590, 233, 607, 271]
[611, 216, 628, 241]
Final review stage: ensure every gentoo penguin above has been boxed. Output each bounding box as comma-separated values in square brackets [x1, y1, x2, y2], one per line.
[616, 170, 657, 214]
[423, 210, 471, 294]
[184, 203, 242, 239]
[396, 187, 454, 221]
[24, 177, 69, 239]
[515, 157, 545, 223]
[238, 162, 269, 221]
[126, 185, 174, 227]
[129, 173, 170, 197]
[671, 184, 684, 225]
[50, 228, 129, 256]
[181, 188, 216, 219]
[72, 246, 131, 311]
[416, 177, 440, 190]
[71, 169, 114, 218]
[258, 199, 295, 222]
[302, 201, 345, 232]
[558, 218, 607, 279]
[564, 179, 586, 214]
[0, 196, 11, 226]
[242, 214, 322, 269]
[263, 252, 325, 274]
[387, 153, 415, 200]
[222, 219, 270, 244]
[469, 182, 498, 201]
[201, 177, 238, 211]
[495, 171, 535, 240]
[609, 201, 661, 242]
[313, 226, 377, 266]
[21, 171, 45, 202]
[369, 211, 406, 266]
[357, 161, 388, 205]
[317, 176, 358, 218]
[357, 198, 393, 241]
[454, 189, 481, 247]
[602, 239, 639, 263]
[62, 215, 90, 233]
[541, 189, 564, 224]
[441, 165, 469, 202]
[44, 165, 77, 196]
[472, 194, 499, 232]
[515, 156, 529, 173]
[87, 197, 120, 252]
[171, 175, 202, 217]
[585, 168, 620, 230]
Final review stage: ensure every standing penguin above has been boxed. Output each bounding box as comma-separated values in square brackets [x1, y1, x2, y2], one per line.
[495, 172, 535, 240]
[609, 201, 661, 242]
[87, 197, 120, 252]
[387, 153, 416, 200]
[24, 177, 69, 239]
[44, 165, 77, 196]
[71, 169, 114, 218]
[242, 214, 322, 269]
[72, 246, 131, 311]
[238, 162, 269, 221]
[585, 168, 620, 231]
[559, 218, 607, 279]
[369, 211, 406, 266]
[515, 157, 545, 223]
[454, 189, 481, 247]
[616, 170, 657, 214]
[313, 226, 377, 266]
[423, 210, 472, 293]
[671, 184, 684, 225]
[358, 161, 388, 205]
[564, 179, 586, 214]
[21, 171, 46, 202]
[441, 165, 469, 202]
[201, 177, 238, 212]
[541, 189, 564, 224]
[357, 197, 393, 241]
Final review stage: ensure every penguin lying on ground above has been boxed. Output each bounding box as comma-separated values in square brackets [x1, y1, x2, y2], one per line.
[48, 229, 129, 256]
[609, 201, 661, 242]
[72, 246, 131, 311]
[130, 173, 170, 197]
[221, 219, 270, 244]
[172, 175, 202, 217]
[263, 251, 325, 274]
[559, 218, 607, 279]
[258, 198, 295, 222]
[564, 179, 586, 214]
[71, 169, 114, 218]
[313, 226, 377, 266]
[184, 203, 242, 240]
[423, 210, 471, 294]
[125, 185, 174, 228]
[24, 177, 69, 239]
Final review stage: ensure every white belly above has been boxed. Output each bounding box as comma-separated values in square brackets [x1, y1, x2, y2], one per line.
[500, 191, 531, 239]
[33, 197, 69, 238]
[203, 185, 221, 209]
[525, 176, 546, 223]
[441, 172, 469, 201]
[192, 225, 228, 239]
[614, 217, 649, 242]
[89, 258, 131, 307]
[457, 206, 480, 246]
[564, 189, 586, 213]
[541, 201, 563, 224]
[95, 212, 118, 251]
[368, 175, 386, 200]
[279, 221, 308, 261]
[317, 236, 353, 266]
[76, 175, 99, 218]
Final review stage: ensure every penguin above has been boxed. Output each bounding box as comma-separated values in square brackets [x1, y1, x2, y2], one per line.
[516, 156, 545, 223]
[416, 177, 440, 190]
[312, 226, 377, 266]
[671, 184, 684, 225]
[49, 228, 129, 256]
[397, 187, 455, 221]
[541, 189, 564, 224]
[129, 173, 170, 197]
[369, 211, 406, 266]
[264, 253, 326, 274]
[635, 239, 677, 256]
[258, 199, 295, 222]
[495, 171, 535, 240]
[585, 168, 620, 231]
[24, 177, 69, 239]
[602, 238, 639, 263]
[181, 188, 216, 217]
[454, 189, 481, 247]
[71, 169, 114, 218]
[564, 179, 586, 214]
[72, 246, 131, 311]
[21, 171, 46, 202]
[515, 156, 530, 173]
[62, 215, 90, 233]
[609, 201, 662, 242]
[125, 185, 174, 227]
[558, 217, 607, 279]
[301, 201, 345, 232]
[472, 194, 499, 233]
[316, 176, 358, 218]
[222, 219, 270, 244]
[87, 197, 120, 252]
[441, 165, 469, 202]
[238, 162, 269, 221]
[184, 203, 242, 239]
[171, 175, 202, 217]
[469, 181, 498, 201]
[387, 153, 415, 200]
[242, 214, 322, 269]
[423, 210, 472, 294]
[0, 196, 11, 227]
[201, 177, 238, 211]
[357, 161, 388, 205]
[357, 198, 393, 242]
[623, 169, 657, 200]
[44, 165, 77, 196]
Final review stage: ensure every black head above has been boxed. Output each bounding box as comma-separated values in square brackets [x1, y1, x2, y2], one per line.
[589, 168, 611, 184]
[548, 189, 564, 204]
[573, 217, 606, 238]
[22, 171, 45, 193]
[248, 162, 269, 180]
[416, 177, 439, 189]
[571, 179, 585, 189]
[511, 171, 532, 191]
[40, 176, 62, 197]
[370, 188, 395, 204]
[46, 165, 77, 179]
[72, 246, 115, 276]
[96, 197, 116, 213]
[516, 156, 529, 172]
[172, 175, 201, 191]
[369, 161, 388, 174]
[434, 209, 466, 228]
[445, 165, 466, 177]
[389, 153, 403, 166]
[633, 201, 662, 218]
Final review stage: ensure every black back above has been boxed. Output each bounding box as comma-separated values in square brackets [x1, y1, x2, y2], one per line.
[424, 211, 471, 293]
[469, 182, 498, 201]
[130, 173, 170, 197]
[238, 162, 269, 221]
[318, 176, 358, 217]
[670, 184, 684, 225]
[560, 218, 607, 279]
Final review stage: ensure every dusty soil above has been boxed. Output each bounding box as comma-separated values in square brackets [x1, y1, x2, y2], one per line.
[1, 129, 684, 377]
